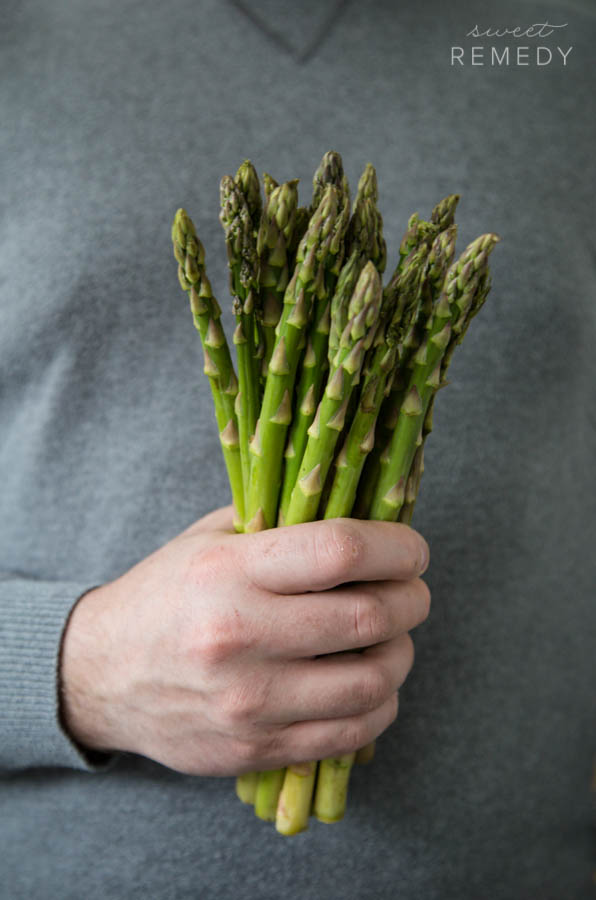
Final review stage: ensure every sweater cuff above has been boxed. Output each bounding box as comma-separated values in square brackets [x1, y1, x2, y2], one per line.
[0, 578, 119, 772]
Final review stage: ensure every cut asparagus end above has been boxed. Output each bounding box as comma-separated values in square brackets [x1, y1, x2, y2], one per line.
[275, 762, 318, 835]
[313, 753, 356, 823]
[355, 741, 376, 765]
[254, 769, 286, 822]
[235, 772, 259, 804]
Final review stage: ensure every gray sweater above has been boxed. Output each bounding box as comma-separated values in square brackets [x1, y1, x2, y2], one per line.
[1, 1, 594, 897]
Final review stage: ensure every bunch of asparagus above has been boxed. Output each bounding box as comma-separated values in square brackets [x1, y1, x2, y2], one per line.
[171, 151, 498, 835]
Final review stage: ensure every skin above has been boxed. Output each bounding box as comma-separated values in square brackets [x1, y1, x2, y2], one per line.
[59, 507, 430, 776]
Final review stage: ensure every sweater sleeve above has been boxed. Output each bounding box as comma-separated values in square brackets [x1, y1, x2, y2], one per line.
[0, 576, 118, 772]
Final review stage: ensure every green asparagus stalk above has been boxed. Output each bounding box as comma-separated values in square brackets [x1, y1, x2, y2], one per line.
[257, 179, 300, 370]
[369, 233, 499, 522]
[275, 263, 382, 833]
[254, 768, 286, 821]
[345, 163, 387, 273]
[351, 239, 438, 519]
[220, 176, 261, 515]
[236, 771, 259, 804]
[398, 260, 494, 525]
[354, 743, 375, 765]
[313, 753, 356, 823]
[240, 184, 342, 805]
[279, 166, 383, 522]
[398, 440, 425, 526]
[430, 192, 460, 230]
[323, 338, 395, 520]
[262, 172, 279, 199]
[354, 221, 457, 518]
[311, 150, 350, 215]
[284, 261, 383, 526]
[275, 762, 318, 836]
[327, 250, 368, 365]
[245, 185, 341, 532]
[391, 212, 438, 279]
[277, 296, 332, 525]
[288, 206, 311, 267]
[379, 224, 459, 444]
[171, 209, 244, 527]
[319, 243, 434, 785]
[320, 239, 429, 522]
[277, 187, 353, 523]
[235, 159, 262, 234]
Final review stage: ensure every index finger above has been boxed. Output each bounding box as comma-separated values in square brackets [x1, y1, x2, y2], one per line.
[236, 518, 429, 594]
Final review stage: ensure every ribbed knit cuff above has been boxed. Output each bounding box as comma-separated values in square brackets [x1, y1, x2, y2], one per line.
[0, 578, 118, 772]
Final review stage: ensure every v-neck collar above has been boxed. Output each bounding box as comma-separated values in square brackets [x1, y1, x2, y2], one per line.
[229, 0, 351, 63]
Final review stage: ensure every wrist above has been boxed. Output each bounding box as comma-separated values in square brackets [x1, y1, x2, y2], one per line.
[58, 585, 120, 754]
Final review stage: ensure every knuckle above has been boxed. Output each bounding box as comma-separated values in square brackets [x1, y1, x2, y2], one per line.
[232, 736, 259, 766]
[233, 728, 280, 769]
[194, 612, 249, 668]
[315, 520, 366, 584]
[188, 542, 230, 584]
[355, 666, 390, 711]
[220, 677, 269, 727]
[354, 593, 391, 645]
[334, 719, 368, 755]
[257, 728, 284, 762]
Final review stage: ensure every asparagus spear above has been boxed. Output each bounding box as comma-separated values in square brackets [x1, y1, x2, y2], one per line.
[288, 206, 311, 268]
[398, 420, 427, 526]
[313, 753, 356, 823]
[284, 261, 383, 527]
[382, 225, 459, 437]
[288, 248, 368, 518]
[275, 762, 318, 836]
[354, 743, 375, 765]
[331, 224, 489, 787]
[327, 250, 368, 365]
[430, 192, 460, 230]
[277, 188, 353, 523]
[274, 264, 382, 833]
[390, 212, 438, 280]
[351, 239, 439, 519]
[311, 150, 350, 215]
[257, 179, 300, 371]
[277, 300, 332, 525]
[220, 176, 261, 514]
[245, 185, 341, 532]
[235, 771, 259, 804]
[398, 260, 494, 525]
[235, 159, 262, 234]
[318, 245, 432, 792]
[254, 768, 286, 821]
[262, 172, 279, 200]
[354, 223, 458, 518]
[279, 163, 385, 521]
[172, 209, 244, 527]
[369, 233, 499, 522]
[345, 163, 387, 273]
[322, 243, 428, 520]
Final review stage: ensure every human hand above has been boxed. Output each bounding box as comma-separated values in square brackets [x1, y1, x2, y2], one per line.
[59, 506, 430, 775]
